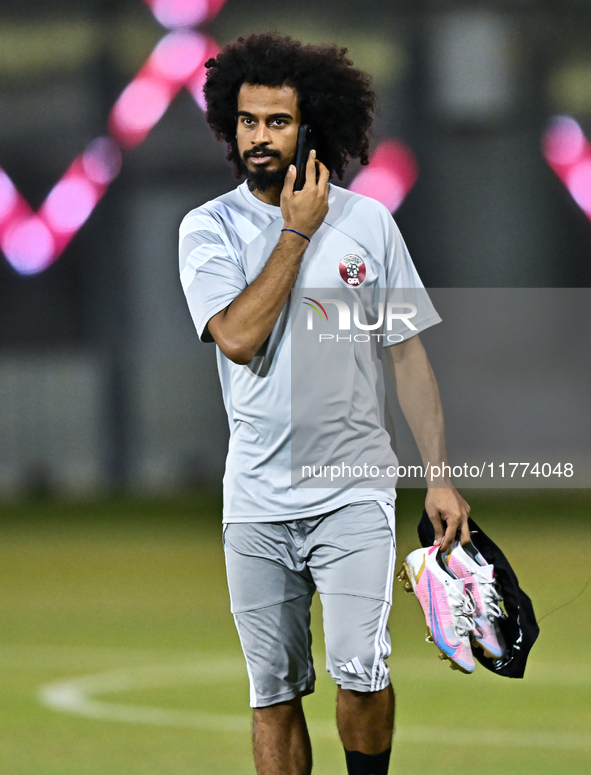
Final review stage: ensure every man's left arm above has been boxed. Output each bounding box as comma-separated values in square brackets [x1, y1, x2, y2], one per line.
[385, 334, 471, 551]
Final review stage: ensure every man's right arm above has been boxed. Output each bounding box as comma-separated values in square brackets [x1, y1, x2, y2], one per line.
[207, 152, 329, 364]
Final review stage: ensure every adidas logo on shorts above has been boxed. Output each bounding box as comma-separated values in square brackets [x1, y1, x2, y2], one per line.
[340, 657, 365, 675]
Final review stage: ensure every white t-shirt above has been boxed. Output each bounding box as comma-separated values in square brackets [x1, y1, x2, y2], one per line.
[179, 181, 440, 522]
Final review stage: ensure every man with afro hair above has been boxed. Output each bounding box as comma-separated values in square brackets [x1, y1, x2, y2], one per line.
[179, 32, 470, 775]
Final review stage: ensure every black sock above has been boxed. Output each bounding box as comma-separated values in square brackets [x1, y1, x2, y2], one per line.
[344, 747, 391, 775]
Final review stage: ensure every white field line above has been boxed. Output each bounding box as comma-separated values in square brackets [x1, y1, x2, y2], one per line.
[3, 643, 588, 686]
[36, 659, 591, 752]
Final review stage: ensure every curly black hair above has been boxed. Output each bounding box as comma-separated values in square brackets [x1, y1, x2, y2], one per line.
[203, 33, 376, 179]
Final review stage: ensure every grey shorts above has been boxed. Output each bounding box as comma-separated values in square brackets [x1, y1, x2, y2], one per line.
[223, 500, 396, 708]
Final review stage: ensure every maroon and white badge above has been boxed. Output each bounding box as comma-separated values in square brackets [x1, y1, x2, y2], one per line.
[339, 254, 366, 286]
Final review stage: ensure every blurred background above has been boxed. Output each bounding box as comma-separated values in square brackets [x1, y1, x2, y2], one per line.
[0, 2, 590, 774]
[1, 0, 591, 498]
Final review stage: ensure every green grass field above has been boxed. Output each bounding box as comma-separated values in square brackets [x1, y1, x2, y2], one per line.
[0, 489, 589, 775]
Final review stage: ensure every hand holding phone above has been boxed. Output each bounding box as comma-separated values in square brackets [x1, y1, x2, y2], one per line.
[280, 126, 329, 240]
[293, 124, 319, 191]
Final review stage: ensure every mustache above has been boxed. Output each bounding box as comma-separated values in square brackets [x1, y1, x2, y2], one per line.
[243, 145, 281, 160]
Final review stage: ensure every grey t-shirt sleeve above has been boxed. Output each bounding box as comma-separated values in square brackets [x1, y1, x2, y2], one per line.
[179, 219, 248, 343]
[379, 205, 441, 343]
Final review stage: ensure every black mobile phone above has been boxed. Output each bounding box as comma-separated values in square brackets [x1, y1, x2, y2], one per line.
[293, 124, 318, 191]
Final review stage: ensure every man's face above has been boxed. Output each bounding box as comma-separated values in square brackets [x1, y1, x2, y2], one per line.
[236, 83, 301, 192]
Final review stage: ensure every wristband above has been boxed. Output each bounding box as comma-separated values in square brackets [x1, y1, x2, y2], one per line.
[281, 228, 311, 243]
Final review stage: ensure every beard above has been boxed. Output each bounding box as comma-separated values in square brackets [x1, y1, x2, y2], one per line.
[246, 164, 290, 192]
[240, 145, 291, 193]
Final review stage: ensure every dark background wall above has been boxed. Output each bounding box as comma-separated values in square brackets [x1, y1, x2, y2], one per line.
[1, 0, 590, 497]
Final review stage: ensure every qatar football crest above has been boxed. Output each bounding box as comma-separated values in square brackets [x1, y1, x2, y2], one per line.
[339, 254, 366, 286]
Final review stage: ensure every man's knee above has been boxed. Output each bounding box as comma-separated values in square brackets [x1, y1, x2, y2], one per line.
[339, 686, 381, 699]
[253, 693, 306, 720]
[255, 695, 302, 710]
[338, 684, 394, 703]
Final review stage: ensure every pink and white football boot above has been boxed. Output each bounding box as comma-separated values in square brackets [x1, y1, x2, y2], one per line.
[447, 541, 507, 659]
[397, 546, 476, 673]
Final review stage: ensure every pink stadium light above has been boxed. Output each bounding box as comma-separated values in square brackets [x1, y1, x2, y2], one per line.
[39, 139, 122, 249]
[110, 77, 173, 146]
[0, 171, 18, 222]
[1, 0, 226, 275]
[2, 0, 417, 275]
[146, 0, 209, 29]
[43, 179, 100, 234]
[543, 115, 591, 220]
[142, 0, 227, 29]
[3, 217, 56, 275]
[0, 137, 121, 275]
[348, 140, 418, 213]
[109, 30, 220, 147]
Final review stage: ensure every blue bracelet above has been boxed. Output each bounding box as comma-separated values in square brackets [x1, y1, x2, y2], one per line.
[281, 228, 311, 243]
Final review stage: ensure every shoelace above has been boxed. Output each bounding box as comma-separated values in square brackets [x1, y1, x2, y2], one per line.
[480, 579, 506, 622]
[449, 588, 476, 638]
